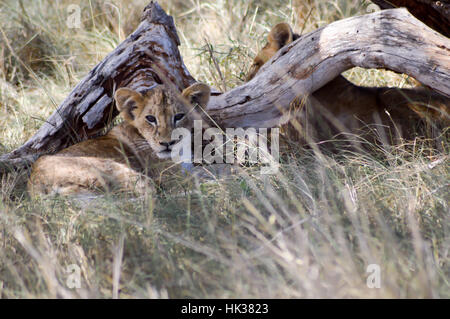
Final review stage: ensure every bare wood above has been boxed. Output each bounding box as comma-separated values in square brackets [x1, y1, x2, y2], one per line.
[0, 1, 195, 170]
[206, 8, 450, 128]
[371, 0, 450, 37]
[1, 6, 449, 171]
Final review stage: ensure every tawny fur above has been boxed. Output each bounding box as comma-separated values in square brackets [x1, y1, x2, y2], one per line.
[28, 83, 211, 196]
[246, 23, 449, 146]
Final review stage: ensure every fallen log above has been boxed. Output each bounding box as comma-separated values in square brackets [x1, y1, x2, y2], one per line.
[370, 0, 450, 37]
[0, 1, 195, 170]
[206, 7, 449, 128]
[1, 3, 449, 171]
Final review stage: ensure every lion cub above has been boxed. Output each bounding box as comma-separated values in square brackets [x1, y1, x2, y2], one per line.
[28, 83, 210, 196]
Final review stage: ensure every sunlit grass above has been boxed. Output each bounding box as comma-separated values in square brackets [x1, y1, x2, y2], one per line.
[0, 0, 448, 298]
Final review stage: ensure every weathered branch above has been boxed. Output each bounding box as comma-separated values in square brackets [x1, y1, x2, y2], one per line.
[371, 0, 450, 37]
[1, 5, 449, 172]
[0, 1, 195, 170]
[206, 8, 450, 128]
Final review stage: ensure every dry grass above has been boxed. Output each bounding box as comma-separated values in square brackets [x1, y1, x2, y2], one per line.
[0, 0, 448, 298]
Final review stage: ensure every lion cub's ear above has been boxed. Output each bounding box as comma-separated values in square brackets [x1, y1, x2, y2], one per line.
[182, 83, 211, 107]
[114, 88, 143, 122]
[267, 22, 294, 49]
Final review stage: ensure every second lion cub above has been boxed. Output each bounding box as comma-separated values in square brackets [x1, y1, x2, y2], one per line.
[28, 83, 210, 196]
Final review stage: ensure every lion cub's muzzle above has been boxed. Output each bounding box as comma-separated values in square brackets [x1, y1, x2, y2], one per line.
[156, 139, 179, 159]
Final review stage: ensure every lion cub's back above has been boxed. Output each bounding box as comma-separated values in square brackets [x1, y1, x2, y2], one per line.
[27, 135, 137, 196]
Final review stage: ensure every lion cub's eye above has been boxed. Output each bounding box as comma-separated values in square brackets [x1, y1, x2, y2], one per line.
[174, 113, 185, 124]
[146, 115, 157, 125]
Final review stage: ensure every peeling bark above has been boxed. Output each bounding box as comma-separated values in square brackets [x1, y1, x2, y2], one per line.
[0, 1, 195, 170]
[0, 4, 449, 172]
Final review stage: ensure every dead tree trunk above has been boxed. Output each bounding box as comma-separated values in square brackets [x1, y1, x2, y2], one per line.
[371, 0, 450, 37]
[0, 3, 449, 171]
[207, 7, 450, 128]
[0, 1, 196, 170]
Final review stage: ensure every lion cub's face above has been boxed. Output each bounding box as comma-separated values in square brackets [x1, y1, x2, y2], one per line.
[114, 83, 210, 159]
[246, 23, 299, 81]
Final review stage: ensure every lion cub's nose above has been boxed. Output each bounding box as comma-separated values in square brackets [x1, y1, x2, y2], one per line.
[160, 141, 177, 148]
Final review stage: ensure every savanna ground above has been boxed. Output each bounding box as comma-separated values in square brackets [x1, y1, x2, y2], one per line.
[0, 0, 448, 298]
